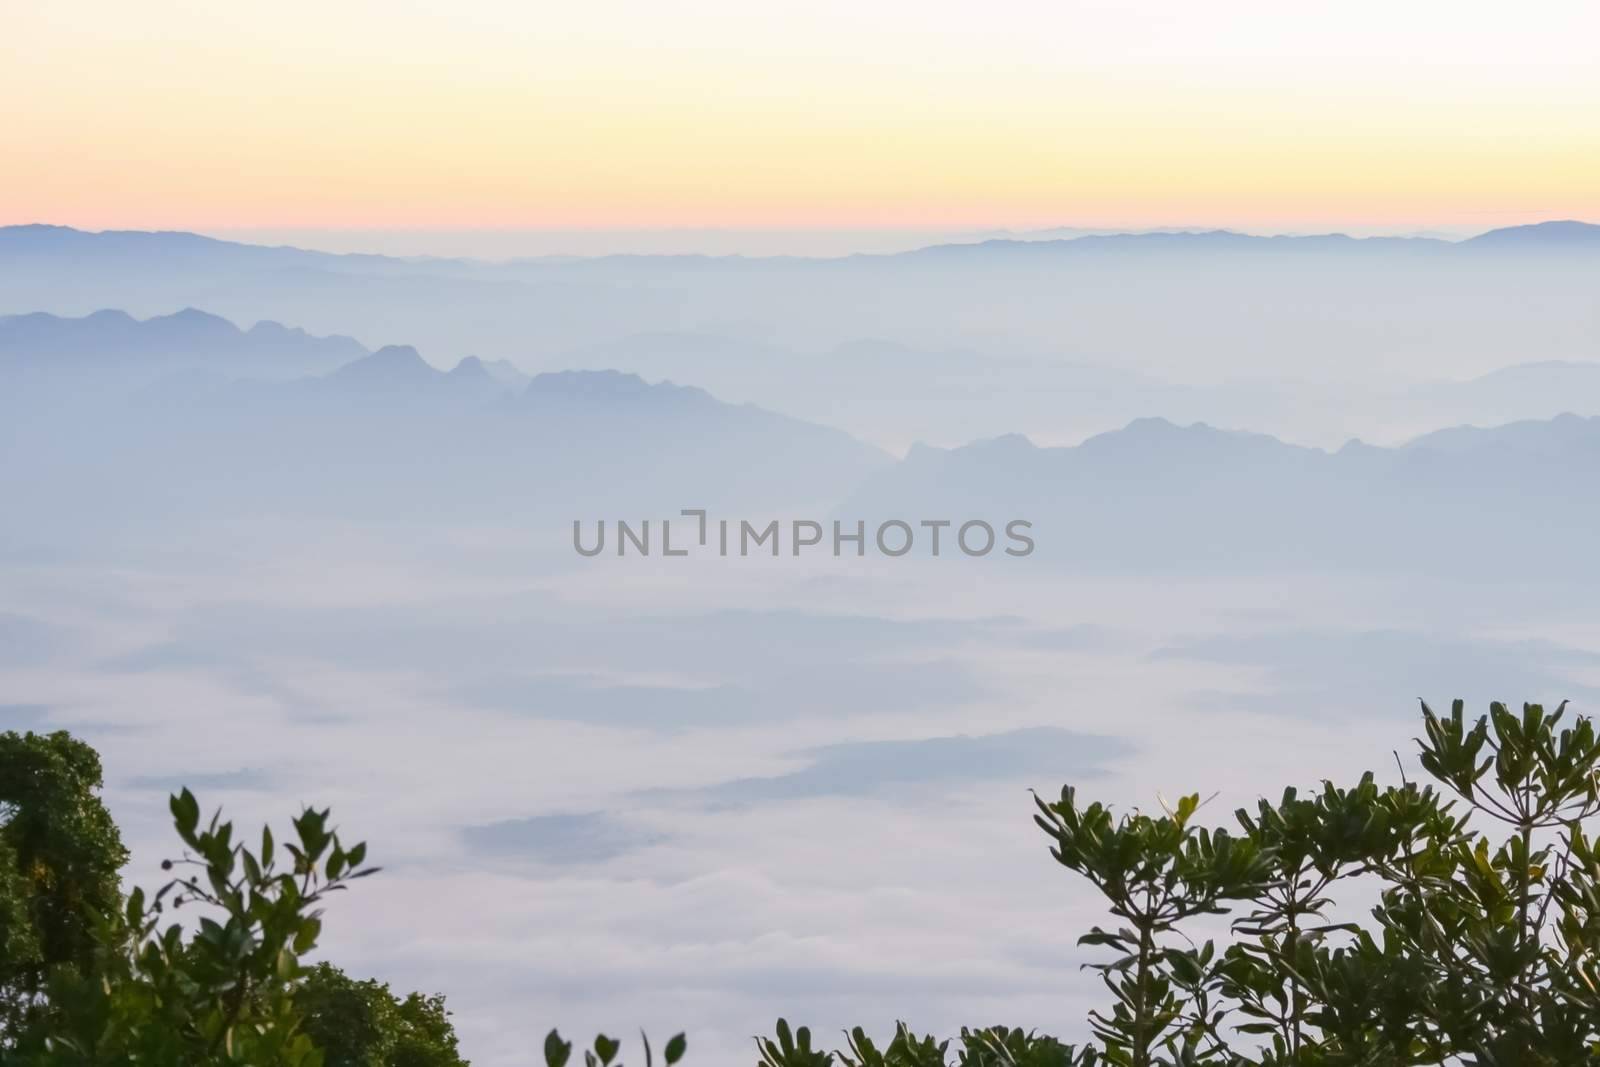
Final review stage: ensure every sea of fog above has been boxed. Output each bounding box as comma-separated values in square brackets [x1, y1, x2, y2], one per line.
[4, 517, 1592, 1064]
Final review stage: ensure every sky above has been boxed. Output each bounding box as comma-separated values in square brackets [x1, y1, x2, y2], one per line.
[5, 0, 1600, 254]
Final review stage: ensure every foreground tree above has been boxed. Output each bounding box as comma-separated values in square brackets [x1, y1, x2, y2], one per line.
[0, 731, 127, 1042]
[1032, 699, 1600, 1066]
[757, 700, 1600, 1067]
[1372, 699, 1600, 1063]
[28, 788, 378, 1064]
[1, 728, 671, 1067]
[296, 963, 468, 1067]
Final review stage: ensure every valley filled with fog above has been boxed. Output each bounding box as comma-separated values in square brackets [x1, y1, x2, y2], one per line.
[2, 222, 1598, 1064]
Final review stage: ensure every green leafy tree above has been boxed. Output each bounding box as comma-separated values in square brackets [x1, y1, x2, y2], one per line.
[0, 730, 128, 1043]
[954, 1026, 1095, 1067]
[1218, 772, 1450, 1063]
[295, 963, 468, 1067]
[1036, 699, 1600, 1066]
[839, 1022, 949, 1067]
[31, 788, 378, 1065]
[758, 1022, 1096, 1067]
[757, 1020, 834, 1067]
[1369, 699, 1600, 1064]
[585, 700, 1600, 1066]
[1032, 789, 1271, 1065]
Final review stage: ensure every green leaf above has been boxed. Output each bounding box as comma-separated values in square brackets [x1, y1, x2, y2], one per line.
[547, 1030, 574, 1067]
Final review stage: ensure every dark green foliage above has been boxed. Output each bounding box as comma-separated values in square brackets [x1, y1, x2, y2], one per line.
[839, 1022, 949, 1067]
[296, 963, 467, 1067]
[27, 788, 379, 1064]
[741, 701, 1600, 1067]
[0, 730, 128, 1043]
[0, 730, 461, 1066]
[954, 1026, 1095, 1067]
[757, 1019, 833, 1067]
[1033, 788, 1272, 1064]
[1036, 698, 1600, 1066]
[749, 1023, 1100, 1067]
[541, 1028, 686, 1067]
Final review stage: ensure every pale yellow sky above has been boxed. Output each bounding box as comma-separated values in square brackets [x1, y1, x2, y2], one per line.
[5, 0, 1598, 234]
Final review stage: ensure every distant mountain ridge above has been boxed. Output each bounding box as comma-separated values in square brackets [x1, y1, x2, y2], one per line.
[0, 223, 452, 273]
[7, 305, 1600, 457]
[3, 220, 1597, 270]
[3, 221, 1594, 398]
[0, 322, 892, 529]
[890, 221, 1600, 261]
[1461, 220, 1600, 249]
[840, 413, 1600, 576]
[2, 299, 1598, 576]
[0, 307, 368, 381]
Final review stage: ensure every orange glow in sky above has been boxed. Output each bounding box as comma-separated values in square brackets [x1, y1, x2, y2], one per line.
[6, 1, 1598, 234]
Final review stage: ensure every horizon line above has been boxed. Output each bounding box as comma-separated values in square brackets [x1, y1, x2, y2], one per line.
[4, 217, 1598, 265]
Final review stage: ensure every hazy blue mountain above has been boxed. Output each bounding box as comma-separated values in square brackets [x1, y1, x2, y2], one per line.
[898, 221, 1599, 259]
[1461, 220, 1600, 250]
[465, 355, 532, 390]
[0, 223, 485, 277]
[4, 223, 1597, 460]
[839, 414, 1600, 576]
[19, 306, 1596, 458]
[3, 223, 1595, 403]
[13, 221, 1572, 275]
[319, 344, 452, 391]
[3, 295, 1597, 575]
[554, 333, 1600, 452]
[1, 343, 890, 538]
[1397, 411, 1600, 459]
[553, 331, 1177, 448]
[0, 307, 367, 382]
[1401, 361, 1600, 432]
[890, 229, 1448, 262]
[0, 224, 312, 267]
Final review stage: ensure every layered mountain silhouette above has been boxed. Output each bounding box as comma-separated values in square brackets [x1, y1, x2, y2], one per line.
[0, 324, 890, 533]
[896, 221, 1600, 261]
[3, 223, 1595, 392]
[839, 414, 1600, 576]
[0, 224, 461, 276]
[560, 329, 1600, 451]
[4, 298, 1598, 575]
[10, 306, 1597, 455]
[0, 308, 366, 382]
[7, 221, 1596, 269]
